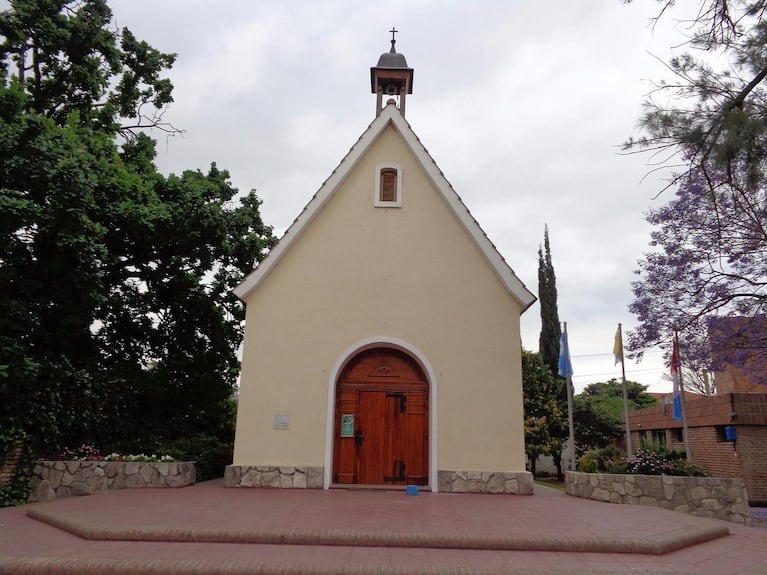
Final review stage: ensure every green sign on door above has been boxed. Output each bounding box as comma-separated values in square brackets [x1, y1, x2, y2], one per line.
[341, 414, 354, 437]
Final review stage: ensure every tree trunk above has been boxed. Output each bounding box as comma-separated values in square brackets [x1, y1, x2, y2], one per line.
[552, 451, 564, 480]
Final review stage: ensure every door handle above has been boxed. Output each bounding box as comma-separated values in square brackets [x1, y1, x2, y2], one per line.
[355, 430, 364, 447]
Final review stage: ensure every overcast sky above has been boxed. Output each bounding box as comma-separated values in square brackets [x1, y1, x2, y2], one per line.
[102, 0, 694, 392]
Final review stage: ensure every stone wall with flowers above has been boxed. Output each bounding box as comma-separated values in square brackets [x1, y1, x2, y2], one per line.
[565, 470, 751, 525]
[29, 460, 195, 502]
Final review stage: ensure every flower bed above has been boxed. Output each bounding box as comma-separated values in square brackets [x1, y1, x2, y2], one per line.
[29, 460, 195, 502]
[565, 470, 751, 525]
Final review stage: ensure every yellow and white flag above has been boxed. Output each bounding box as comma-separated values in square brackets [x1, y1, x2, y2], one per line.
[613, 325, 623, 366]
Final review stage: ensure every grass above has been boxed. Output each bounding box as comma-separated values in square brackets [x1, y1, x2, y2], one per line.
[534, 478, 566, 492]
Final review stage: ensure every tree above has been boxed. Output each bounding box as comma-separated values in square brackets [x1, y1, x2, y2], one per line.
[623, 0, 767, 190]
[624, 1, 767, 383]
[537, 225, 561, 376]
[536, 226, 570, 477]
[0, 0, 275, 481]
[573, 379, 657, 453]
[0, 0, 177, 136]
[578, 379, 658, 417]
[521, 350, 566, 477]
[572, 398, 622, 455]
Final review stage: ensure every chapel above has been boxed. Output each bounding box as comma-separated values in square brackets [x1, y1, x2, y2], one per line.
[226, 34, 536, 494]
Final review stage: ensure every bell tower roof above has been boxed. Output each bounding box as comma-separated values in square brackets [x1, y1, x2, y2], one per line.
[375, 39, 410, 70]
[370, 28, 414, 118]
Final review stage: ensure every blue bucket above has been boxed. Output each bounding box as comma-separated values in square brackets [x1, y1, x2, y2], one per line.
[406, 485, 419, 496]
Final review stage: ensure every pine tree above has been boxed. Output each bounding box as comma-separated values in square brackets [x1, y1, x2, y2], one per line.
[538, 225, 561, 375]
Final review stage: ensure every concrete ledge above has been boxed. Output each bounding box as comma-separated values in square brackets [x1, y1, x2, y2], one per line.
[29, 461, 195, 502]
[224, 465, 323, 488]
[437, 470, 534, 494]
[566, 470, 751, 525]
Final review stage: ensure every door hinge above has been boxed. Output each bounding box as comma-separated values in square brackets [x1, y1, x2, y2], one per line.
[386, 392, 406, 413]
[384, 460, 406, 482]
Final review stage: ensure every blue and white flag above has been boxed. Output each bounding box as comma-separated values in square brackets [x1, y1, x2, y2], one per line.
[558, 330, 573, 379]
[671, 338, 682, 422]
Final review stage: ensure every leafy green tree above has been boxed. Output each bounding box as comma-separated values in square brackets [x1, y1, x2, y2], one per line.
[521, 350, 566, 477]
[572, 397, 623, 455]
[573, 379, 658, 453]
[579, 379, 658, 417]
[0, 0, 275, 494]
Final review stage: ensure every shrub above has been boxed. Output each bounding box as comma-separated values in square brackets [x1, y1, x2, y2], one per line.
[578, 443, 710, 477]
[577, 446, 626, 473]
[0, 428, 32, 507]
[158, 433, 233, 482]
[623, 446, 709, 477]
[577, 451, 599, 473]
[103, 453, 176, 463]
[45, 446, 177, 463]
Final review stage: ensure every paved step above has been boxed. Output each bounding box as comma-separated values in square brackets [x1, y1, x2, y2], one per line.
[27, 503, 728, 554]
[0, 554, 690, 575]
[3, 481, 766, 575]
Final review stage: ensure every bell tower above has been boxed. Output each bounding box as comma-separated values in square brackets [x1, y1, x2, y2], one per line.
[370, 28, 414, 118]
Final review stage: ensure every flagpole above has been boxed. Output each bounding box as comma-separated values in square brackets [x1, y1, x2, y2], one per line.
[674, 332, 693, 463]
[562, 322, 576, 471]
[616, 324, 633, 458]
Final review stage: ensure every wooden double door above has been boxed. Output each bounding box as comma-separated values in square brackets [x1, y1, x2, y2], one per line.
[333, 348, 428, 486]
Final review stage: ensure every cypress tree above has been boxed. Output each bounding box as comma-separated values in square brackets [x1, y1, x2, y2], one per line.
[538, 225, 561, 376]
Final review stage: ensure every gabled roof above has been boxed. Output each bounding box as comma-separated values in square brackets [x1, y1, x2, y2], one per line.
[234, 103, 536, 311]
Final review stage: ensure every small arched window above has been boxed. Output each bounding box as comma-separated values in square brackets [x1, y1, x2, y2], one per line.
[374, 164, 403, 207]
[380, 168, 397, 202]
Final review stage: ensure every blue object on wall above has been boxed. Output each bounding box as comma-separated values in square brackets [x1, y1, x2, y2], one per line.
[725, 426, 736, 441]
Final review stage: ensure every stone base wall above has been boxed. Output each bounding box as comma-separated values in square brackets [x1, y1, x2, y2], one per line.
[438, 470, 534, 494]
[566, 471, 751, 525]
[224, 465, 324, 489]
[29, 461, 195, 503]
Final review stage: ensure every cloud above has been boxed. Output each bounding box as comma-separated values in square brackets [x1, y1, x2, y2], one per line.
[106, 0, 686, 391]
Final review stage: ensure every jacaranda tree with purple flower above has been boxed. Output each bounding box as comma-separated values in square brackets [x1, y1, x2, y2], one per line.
[628, 161, 767, 386]
[625, 1, 767, 386]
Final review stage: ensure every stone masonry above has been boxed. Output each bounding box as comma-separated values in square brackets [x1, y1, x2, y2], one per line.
[29, 461, 195, 503]
[566, 470, 751, 525]
[224, 465, 324, 489]
[438, 470, 534, 494]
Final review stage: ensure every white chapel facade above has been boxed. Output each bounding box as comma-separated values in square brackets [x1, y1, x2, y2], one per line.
[226, 37, 536, 494]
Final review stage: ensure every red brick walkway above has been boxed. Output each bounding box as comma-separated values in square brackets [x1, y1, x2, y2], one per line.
[1, 480, 767, 574]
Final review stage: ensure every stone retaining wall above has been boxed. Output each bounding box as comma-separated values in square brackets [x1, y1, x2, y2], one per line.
[224, 466, 535, 493]
[29, 461, 195, 502]
[566, 471, 751, 525]
[438, 470, 534, 494]
[224, 465, 324, 488]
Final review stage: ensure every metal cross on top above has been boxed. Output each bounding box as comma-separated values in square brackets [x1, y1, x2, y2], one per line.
[389, 27, 398, 42]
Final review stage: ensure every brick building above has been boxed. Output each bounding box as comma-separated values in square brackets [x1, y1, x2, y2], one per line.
[625, 390, 767, 504]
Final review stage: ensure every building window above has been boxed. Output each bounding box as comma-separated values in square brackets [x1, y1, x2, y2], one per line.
[380, 169, 397, 202]
[716, 426, 735, 443]
[652, 430, 667, 446]
[672, 428, 684, 443]
[374, 164, 403, 207]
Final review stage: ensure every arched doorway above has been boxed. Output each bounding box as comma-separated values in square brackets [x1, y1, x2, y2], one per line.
[332, 347, 429, 486]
